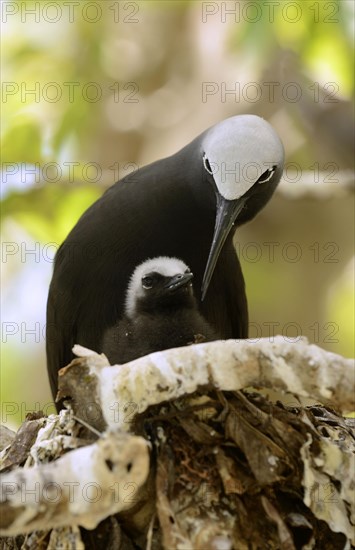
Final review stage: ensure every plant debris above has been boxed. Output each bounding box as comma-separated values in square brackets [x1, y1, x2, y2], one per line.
[0, 339, 354, 549]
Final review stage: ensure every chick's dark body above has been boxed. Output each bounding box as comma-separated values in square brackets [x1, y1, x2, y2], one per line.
[103, 303, 218, 365]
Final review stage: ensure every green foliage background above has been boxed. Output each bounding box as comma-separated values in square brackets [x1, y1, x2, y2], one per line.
[1, 0, 354, 427]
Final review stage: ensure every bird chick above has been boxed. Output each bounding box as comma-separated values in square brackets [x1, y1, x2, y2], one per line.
[102, 257, 219, 364]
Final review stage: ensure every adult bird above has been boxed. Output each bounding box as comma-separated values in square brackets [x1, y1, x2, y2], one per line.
[46, 114, 284, 400]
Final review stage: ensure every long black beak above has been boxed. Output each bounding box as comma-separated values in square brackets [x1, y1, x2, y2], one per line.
[165, 272, 194, 292]
[201, 194, 246, 300]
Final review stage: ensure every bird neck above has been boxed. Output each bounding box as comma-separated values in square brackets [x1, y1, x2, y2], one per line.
[134, 292, 196, 317]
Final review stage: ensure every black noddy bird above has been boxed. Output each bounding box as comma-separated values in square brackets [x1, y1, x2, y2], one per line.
[46, 114, 284, 400]
[102, 256, 219, 364]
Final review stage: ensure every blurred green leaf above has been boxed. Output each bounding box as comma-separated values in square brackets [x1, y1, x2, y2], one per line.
[2, 120, 42, 163]
[2, 185, 102, 243]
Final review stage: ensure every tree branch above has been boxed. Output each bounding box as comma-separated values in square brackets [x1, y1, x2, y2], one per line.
[60, 336, 354, 432]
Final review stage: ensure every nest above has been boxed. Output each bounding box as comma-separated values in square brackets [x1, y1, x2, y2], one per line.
[1, 338, 354, 549]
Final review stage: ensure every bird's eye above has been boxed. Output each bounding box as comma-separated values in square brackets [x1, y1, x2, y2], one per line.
[142, 276, 154, 289]
[203, 153, 214, 175]
[258, 166, 276, 184]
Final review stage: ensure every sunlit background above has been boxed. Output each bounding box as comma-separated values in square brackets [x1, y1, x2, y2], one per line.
[1, 0, 354, 427]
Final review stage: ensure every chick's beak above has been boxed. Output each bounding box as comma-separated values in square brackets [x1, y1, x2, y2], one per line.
[165, 272, 194, 292]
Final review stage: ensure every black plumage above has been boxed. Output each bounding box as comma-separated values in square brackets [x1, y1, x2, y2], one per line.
[46, 114, 284, 400]
[102, 257, 218, 364]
